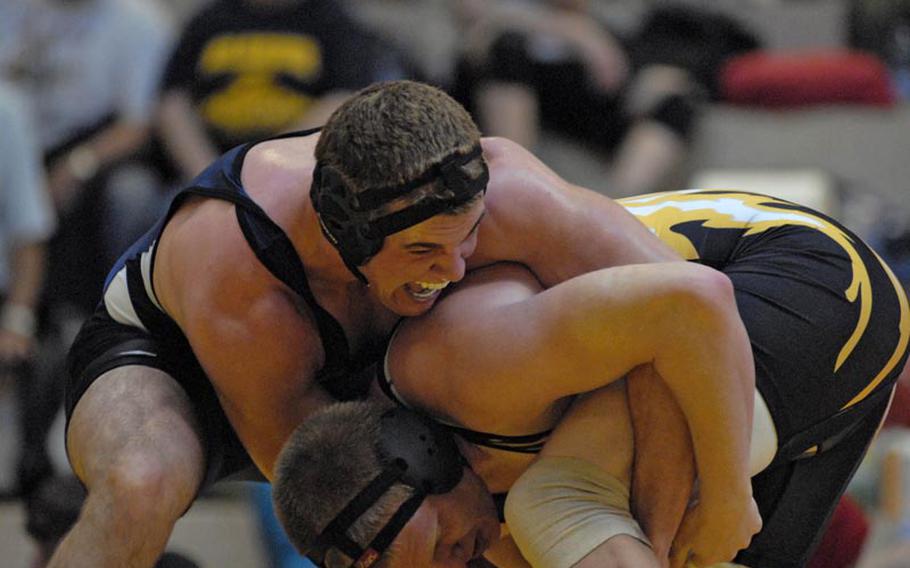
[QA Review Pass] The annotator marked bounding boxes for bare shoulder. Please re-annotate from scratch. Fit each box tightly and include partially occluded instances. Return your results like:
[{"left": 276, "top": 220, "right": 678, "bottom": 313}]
[
  {"left": 472, "top": 137, "right": 577, "bottom": 271},
  {"left": 241, "top": 133, "right": 320, "bottom": 222},
  {"left": 155, "top": 198, "right": 323, "bottom": 391},
  {"left": 480, "top": 137, "right": 570, "bottom": 203}
]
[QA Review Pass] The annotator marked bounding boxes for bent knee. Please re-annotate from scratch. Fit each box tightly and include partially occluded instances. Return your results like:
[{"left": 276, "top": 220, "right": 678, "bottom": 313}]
[
  {"left": 98, "top": 449, "right": 203, "bottom": 522},
  {"left": 66, "top": 368, "right": 204, "bottom": 483}
]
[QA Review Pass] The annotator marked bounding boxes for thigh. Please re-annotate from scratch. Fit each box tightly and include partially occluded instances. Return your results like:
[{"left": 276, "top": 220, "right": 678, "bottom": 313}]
[
  {"left": 66, "top": 365, "right": 205, "bottom": 492},
  {"left": 65, "top": 305, "right": 255, "bottom": 488}
]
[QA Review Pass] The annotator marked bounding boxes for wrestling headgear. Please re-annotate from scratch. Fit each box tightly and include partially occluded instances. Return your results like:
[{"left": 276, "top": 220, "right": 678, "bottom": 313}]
[
  {"left": 310, "top": 145, "right": 489, "bottom": 282},
  {"left": 307, "top": 407, "right": 466, "bottom": 568}
]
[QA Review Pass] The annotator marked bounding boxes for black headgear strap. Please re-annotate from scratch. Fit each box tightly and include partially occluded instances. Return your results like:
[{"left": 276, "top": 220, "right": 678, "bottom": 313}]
[
  {"left": 311, "top": 145, "right": 489, "bottom": 282},
  {"left": 308, "top": 408, "right": 466, "bottom": 568}
]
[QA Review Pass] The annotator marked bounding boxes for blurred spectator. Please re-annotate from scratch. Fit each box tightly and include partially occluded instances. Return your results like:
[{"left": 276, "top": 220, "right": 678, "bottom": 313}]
[
  {"left": 452, "top": 0, "right": 758, "bottom": 196},
  {"left": 0, "top": 0, "right": 173, "bottom": 506},
  {"left": 0, "top": 0, "right": 175, "bottom": 312},
  {"left": 25, "top": 474, "right": 201, "bottom": 568},
  {"left": 345, "top": 0, "right": 459, "bottom": 87},
  {"left": 850, "top": 0, "right": 910, "bottom": 99},
  {"left": 0, "top": 82, "right": 56, "bottom": 498},
  {"left": 157, "top": 0, "right": 407, "bottom": 183}
]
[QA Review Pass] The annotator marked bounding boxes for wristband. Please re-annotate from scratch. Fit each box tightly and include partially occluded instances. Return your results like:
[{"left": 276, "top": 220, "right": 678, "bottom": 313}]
[
  {"left": 67, "top": 146, "right": 100, "bottom": 182},
  {"left": 0, "top": 303, "right": 37, "bottom": 337}
]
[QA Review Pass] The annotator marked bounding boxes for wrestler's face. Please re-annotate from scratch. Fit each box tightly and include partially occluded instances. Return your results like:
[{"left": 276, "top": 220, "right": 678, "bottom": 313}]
[
  {"left": 384, "top": 469, "right": 501, "bottom": 567},
  {"left": 361, "top": 200, "right": 485, "bottom": 316}
]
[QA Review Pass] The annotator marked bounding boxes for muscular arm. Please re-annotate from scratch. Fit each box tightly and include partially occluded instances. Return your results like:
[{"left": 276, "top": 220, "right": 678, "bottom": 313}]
[
  {"left": 470, "top": 138, "right": 681, "bottom": 287},
  {"left": 627, "top": 365, "right": 695, "bottom": 564},
  {"left": 155, "top": 202, "right": 334, "bottom": 478},
  {"left": 393, "top": 261, "right": 757, "bottom": 562},
  {"left": 185, "top": 290, "right": 336, "bottom": 479}
]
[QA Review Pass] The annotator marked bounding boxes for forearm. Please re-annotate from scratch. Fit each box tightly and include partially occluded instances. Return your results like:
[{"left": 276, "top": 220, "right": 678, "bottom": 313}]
[
  {"left": 5, "top": 241, "right": 46, "bottom": 310},
  {"left": 652, "top": 277, "right": 754, "bottom": 503},
  {"left": 573, "top": 264, "right": 753, "bottom": 500},
  {"left": 157, "top": 90, "right": 220, "bottom": 180},
  {"left": 225, "top": 382, "right": 336, "bottom": 480},
  {"left": 627, "top": 364, "right": 694, "bottom": 560},
  {"left": 58, "top": 121, "right": 150, "bottom": 181}
]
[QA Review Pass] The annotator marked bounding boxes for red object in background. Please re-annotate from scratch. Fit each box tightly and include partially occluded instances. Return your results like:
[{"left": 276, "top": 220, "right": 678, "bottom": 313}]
[
  {"left": 884, "top": 381, "right": 910, "bottom": 428},
  {"left": 720, "top": 50, "right": 896, "bottom": 108},
  {"left": 807, "top": 494, "right": 870, "bottom": 568},
  {"left": 884, "top": 361, "right": 910, "bottom": 428}
]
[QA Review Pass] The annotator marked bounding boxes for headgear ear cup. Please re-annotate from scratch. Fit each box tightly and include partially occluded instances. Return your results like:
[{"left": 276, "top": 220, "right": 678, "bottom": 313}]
[
  {"left": 308, "top": 407, "right": 466, "bottom": 568},
  {"left": 311, "top": 164, "right": 385, "bottom": 277}
]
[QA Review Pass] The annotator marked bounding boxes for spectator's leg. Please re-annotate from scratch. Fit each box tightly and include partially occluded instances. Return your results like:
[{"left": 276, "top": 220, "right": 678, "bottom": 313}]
[
  {"left": 472, "top": 32, "right": 541, "bottom": 148},
  {"left": 15, "top": 354, "right": 58, "bottom": 497},
  {"left": 610, "top": 65, "right": 698, "bottom": 196}
]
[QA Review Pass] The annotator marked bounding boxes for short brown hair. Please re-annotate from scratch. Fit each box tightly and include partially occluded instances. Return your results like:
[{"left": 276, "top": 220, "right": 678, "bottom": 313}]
[
  {"left": 272, "top": 401, "right": 413, "bottom": 567},
  {"left": 315, "top": 80, "right": 482, "bottom": 195}
]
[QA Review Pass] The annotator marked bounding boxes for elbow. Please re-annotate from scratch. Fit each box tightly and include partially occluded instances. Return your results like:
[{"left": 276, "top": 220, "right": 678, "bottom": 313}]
[
  {"left": 642, "top": 263, "right": 744, "bottom": 353},
  {"left": 665, "top": 263, "right": 738, "bottom": 321}
]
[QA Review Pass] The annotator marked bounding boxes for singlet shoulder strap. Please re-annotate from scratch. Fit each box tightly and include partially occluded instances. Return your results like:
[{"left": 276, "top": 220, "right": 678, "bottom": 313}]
[{"left": 168, "top": 128, "right": 357, "bottom": 395}]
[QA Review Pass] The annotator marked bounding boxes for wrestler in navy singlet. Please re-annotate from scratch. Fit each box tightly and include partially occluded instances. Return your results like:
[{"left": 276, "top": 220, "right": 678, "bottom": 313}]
[{"left": 65, "top": 129, "right": 383, "bottom": 484}]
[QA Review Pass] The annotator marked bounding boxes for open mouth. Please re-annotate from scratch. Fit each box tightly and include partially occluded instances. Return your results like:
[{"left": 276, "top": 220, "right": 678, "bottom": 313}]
[{"left": 405, "top": 280, "right": 451, "bottom": 301}]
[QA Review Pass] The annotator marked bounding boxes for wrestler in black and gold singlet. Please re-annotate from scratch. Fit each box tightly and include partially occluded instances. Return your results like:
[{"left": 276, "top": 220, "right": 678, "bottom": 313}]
[
  {"left": 375, "top": 189, "right": 907, "bottom": 566},
  {"left": 621, "top": 189, "right": 909, "bottom": 567}
]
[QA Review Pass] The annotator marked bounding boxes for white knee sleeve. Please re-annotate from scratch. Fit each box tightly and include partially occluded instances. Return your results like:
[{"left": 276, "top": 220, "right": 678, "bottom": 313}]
[{"left": 504, "top": 456, "right": 650, "bottom": 568}]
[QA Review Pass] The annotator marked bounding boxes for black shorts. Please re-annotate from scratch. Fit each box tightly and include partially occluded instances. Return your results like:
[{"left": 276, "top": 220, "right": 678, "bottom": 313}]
[
  {"left": 721, "top": 223, "right": 908, "bottom": 566},
  {"left": 65, "top": 306, "right": 257, "bottom": 489}
]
